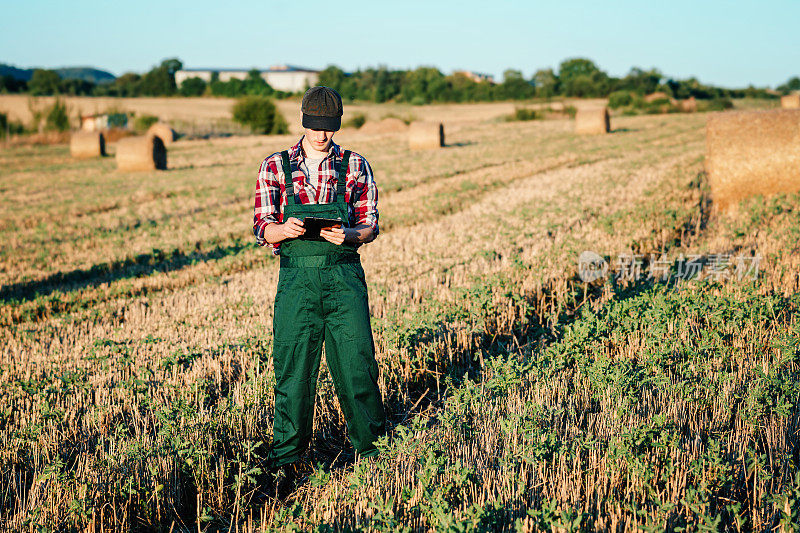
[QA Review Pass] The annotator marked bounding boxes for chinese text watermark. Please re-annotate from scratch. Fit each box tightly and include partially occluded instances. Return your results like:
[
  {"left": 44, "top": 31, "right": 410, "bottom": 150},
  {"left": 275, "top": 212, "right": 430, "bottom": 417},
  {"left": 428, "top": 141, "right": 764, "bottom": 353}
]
[{"left": 578, "top": 251, "right": 761, "bottom": 283}]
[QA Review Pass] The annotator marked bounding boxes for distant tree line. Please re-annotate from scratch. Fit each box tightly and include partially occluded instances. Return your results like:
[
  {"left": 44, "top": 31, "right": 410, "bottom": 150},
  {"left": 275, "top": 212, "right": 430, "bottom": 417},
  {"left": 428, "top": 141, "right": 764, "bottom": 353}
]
[
  {"left": 318, "top": 59, "right": 786, "bottom": 103},
  {"left": 2, "top": 57, "right": 795, "bottom": 103}
]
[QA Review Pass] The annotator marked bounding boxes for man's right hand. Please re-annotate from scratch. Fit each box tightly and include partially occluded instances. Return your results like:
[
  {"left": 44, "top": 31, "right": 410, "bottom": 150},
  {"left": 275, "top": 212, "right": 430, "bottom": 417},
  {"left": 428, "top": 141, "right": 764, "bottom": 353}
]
[{"left": 282, "top": 217, "right": 305, "bottom": 239}]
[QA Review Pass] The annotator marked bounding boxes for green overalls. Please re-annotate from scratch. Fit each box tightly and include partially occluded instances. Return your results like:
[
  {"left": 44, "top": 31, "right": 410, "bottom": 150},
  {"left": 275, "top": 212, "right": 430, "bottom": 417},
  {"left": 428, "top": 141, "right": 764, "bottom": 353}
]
[{"left": 270, "top": 149, "right": 386, "bottom": 468}]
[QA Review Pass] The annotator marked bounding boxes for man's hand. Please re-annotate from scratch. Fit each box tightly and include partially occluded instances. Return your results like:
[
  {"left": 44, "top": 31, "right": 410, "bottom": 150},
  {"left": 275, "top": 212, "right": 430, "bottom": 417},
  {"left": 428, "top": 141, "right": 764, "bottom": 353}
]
[
  {"left": 282, "top": 217, "right": 305, "bottom": 239},
  {"left": 320, "top": 225, "right": 346, "bottom": 245}
]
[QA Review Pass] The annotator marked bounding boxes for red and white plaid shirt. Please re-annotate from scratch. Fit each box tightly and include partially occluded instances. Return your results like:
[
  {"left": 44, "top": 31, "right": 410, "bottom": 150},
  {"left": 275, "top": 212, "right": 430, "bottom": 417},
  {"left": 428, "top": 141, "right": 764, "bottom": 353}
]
[{"left": 253, "top": 137, "right": 379, "bottom": 254}]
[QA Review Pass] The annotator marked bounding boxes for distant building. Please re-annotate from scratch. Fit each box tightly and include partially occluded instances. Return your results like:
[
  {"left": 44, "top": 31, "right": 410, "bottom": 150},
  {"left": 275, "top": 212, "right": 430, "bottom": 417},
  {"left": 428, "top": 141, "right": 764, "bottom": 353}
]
[
  {"left": 175, "top": 65, "right": 319, "bottom": 93},
  {"left": 453, "top": 70, "right": 495, "bottom": 84}
]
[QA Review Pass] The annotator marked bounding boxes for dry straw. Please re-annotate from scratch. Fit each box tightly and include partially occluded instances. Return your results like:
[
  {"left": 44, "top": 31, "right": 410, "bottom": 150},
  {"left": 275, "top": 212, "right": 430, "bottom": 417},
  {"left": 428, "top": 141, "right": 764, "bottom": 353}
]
[
  {"left": 116, "top": 136, "right": 167, "bottom": 172},
  {"left": 644, "top": 92, "right": 670, "bottom": 103},
  {"left": 359, "top": 117, "right": 409, "bottom": 135},
  {"left": 69, "top": 131, "right": 105, "bottom": 159},
  {"left": 408, "top": 122, "right": 444, "bottom": 149},
  {"left": 680, "top": 97, "right": 697, "bottom": 113},
  {"left": 147, "top": 122, "right": 176, "bottom": 146},
  {"left": 780, "top": 94, "right": 800, "bottom": 109},
  {"left": 706, "top": 109, "right": 800, "bottom": 210},
  {"left": 574, "top": 108, "right": 610, "bottom": 135}
]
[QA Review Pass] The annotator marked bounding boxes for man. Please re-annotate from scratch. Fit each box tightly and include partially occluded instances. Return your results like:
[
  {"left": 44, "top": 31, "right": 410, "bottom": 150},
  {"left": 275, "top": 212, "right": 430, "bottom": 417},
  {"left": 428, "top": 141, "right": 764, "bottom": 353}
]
[{"left": 253, "top": 86, "right": 386, "bottom": 493}]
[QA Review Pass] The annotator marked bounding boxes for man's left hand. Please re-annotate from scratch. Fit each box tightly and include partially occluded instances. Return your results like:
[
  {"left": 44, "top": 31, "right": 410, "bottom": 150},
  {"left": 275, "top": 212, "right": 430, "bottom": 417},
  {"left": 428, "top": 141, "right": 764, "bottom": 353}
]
[{"left": 320, "top": 226, "right": 346, "bottom": 245}]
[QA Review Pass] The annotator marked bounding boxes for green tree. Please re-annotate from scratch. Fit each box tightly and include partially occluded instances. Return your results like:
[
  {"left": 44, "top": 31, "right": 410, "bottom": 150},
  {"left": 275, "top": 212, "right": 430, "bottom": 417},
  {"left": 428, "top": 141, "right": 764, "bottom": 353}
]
[
  {"left": 400, "top": 67, "right": 446, "bottom": 103},
  {"left": 318, "top": 65, "right": 357, "bottom": 100},
  {"left": 139, "top": 66, "right": 174, "bottom": 96},
  {"left": 558, "top": 58, "right": 600, "bottom": 83},
  {"left": 161, "top": 58, "right": 183, "bottom": 75},
  {"left": 533, "top": 68, "right": 559, "bottom": 98},
  {"left": 777, "top": 76, "right": 800, "bottom": 94},
  {"left": 113, "top": 73, "right": 141, "bottom": 96},
  {"left": 179, "top": 77, "right": 206, "bottom": 97},
  {"left": 59, "top": 78, "right": 94, "bottom": 96},
  {"left": 138, "top": 58, "right": 182, "bottom": 96},
  {"left": 28, "top": 69, "right": 61, "bottom": 95},
  {"left": 446, "top": 72, "right": 478, "bottom": 102},
  {"left": 0, "top": 75, "right": 27, "bottom": 93},
  {"left": 496, "top": 69, "right": 535, "bottom": 100},
  {"left": 558, "top": 58, "right": 610, "bottom": 97},
  {"left": 243, "top": 69, "right": 273, "bottom": 96},
  {"left": 617, "top": 67, "right": 662, "bottom": 95}
]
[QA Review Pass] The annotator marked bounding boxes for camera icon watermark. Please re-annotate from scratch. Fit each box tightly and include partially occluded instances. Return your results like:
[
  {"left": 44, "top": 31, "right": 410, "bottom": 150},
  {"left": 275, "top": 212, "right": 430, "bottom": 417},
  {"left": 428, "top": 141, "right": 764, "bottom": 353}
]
[{"left": 577, "top": 250, "right": 608, "bottom": 282}]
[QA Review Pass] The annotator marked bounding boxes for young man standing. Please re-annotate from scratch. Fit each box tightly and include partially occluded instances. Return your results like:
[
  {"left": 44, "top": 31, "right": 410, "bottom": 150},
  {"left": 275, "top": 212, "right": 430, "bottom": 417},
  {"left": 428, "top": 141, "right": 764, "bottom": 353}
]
[{"left": 253, "top": 87, "right": 386, "bottom": 490}]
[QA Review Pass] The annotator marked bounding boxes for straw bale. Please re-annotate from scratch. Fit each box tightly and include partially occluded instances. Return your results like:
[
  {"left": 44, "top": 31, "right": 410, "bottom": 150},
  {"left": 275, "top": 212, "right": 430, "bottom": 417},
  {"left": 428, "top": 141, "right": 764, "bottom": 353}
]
[
  {"left": 574, "top": 108, "right": 610, "bottom": 135},
  {"left": 680, "top": 97, "right": 697, "bottom": 113},
  {"left": 147, "top": 122, "right": 176, "bottom": 146},
  {"left": 359, "top": 117, "right": 409, "bottom": 134},
  {"left": 408, "top": 122, "right": 444, "bottom": 150},
  {"left": 116, "top": 136, "right": 167, "bottom": 172},
  {"left": 69, "top": 131, "right": 105, "bottom": 158},
  {"left": 705, "top": 109, "right": 800, "bottom": 210},
  {"left": 644, "top": 92, "right": 670, "bottom": 103},
  {"left": 781, "top": 94, "right": 800, "bottom": 109}
]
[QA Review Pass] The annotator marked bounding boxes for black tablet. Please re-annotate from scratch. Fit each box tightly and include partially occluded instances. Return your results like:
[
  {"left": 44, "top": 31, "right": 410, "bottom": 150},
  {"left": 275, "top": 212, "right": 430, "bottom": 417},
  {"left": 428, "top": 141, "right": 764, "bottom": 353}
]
[{"left": 300, "top": 216, "right": 343, "bottom": 241}]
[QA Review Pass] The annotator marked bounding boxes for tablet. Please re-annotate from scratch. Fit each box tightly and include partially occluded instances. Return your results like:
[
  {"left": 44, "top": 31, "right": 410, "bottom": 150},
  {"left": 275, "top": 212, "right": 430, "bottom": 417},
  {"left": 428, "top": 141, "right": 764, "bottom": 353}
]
[{"left": 300, "top": 216, "right": 343, "bottom": 241}]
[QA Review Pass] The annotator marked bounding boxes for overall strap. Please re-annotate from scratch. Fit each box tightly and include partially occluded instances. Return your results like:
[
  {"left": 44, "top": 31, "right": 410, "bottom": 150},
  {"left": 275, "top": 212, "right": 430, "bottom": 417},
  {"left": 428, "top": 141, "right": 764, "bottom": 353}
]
[
  {"left": 280, "top": 151, "right": 295, "bottom": 206},
  {"left": 336, "top": 150, "right": 351, "bottom": 202}
]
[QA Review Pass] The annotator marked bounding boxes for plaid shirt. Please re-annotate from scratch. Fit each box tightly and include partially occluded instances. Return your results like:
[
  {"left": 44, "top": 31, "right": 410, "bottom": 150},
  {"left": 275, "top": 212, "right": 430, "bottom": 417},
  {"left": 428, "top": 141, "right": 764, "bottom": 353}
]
[{"left": 253, "top": 137, "right": 379, "bottom": 254}]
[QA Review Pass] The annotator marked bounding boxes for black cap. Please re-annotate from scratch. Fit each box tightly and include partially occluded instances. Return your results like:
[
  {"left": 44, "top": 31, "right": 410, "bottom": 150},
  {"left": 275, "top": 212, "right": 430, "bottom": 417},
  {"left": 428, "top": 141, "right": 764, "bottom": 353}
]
[{"left": 301, "top": 86, "right": 343, "bottom": 131}]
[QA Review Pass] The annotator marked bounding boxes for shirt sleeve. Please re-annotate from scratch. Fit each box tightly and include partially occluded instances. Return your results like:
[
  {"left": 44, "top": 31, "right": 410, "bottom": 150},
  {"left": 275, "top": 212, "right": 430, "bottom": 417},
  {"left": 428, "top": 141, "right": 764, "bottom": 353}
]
[
  {"left": 350, "top": 156, "right": 379, "bottom": 237},
  {"left": 253, "top": 156, "right": 281, "bottom": 251}
]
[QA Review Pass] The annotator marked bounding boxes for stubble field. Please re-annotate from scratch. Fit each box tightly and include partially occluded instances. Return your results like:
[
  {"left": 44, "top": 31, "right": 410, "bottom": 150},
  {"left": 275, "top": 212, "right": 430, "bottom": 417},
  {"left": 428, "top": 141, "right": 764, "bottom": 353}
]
[{"left": 0, "top": 99, "right": 798, "bottom": 531}]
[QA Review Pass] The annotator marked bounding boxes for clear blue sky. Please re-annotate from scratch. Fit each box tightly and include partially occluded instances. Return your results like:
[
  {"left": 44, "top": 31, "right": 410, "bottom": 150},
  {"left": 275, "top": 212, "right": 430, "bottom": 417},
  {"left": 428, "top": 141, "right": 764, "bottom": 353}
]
[{"left": 2, "top": 0, "right": 798, "bottom": 88}]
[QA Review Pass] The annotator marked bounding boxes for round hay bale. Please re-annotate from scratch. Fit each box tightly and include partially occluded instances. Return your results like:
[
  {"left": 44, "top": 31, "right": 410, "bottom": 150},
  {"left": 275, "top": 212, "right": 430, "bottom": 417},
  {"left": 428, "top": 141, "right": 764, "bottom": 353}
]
[
  {"left": 680, "top": 97, "right": 697, "bottom": 113},
  {"left": 574, "top": 108, "right": 610, "bottom": 135},
  {"left": 705, "top": 109, "right": 800, "bottom": 210},
  {"left": 147, "top": 122, "right": 176, "bottom": 146},
  {"left": 116, "top": 136, "right": 167, "bottom": 172},
  {"left": 408, "top": 122, "right": 444, "bottom": 150},
  {"left": 359, "top": 117, "right": 409, "bottom": 134},
  {"left": 70, "top": 131, "right": 106, "bottom": 159},
  {"left": 780, "top": 94, "right": 800, "bottom": 109}
]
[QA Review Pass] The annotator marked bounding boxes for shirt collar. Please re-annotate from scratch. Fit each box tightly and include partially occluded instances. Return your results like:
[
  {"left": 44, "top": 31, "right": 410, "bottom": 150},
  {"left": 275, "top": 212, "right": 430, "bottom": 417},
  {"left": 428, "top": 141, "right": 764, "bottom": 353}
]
[{"left": 289, "top": 136, "right": 342, "bottom": 162}]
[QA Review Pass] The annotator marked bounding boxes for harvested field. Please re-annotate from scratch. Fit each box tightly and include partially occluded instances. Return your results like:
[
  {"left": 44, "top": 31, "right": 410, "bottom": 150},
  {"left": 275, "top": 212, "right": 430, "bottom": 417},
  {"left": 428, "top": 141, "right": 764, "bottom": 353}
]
[{"left": 0, "top": 100, "right": 798, "bottom": 531}]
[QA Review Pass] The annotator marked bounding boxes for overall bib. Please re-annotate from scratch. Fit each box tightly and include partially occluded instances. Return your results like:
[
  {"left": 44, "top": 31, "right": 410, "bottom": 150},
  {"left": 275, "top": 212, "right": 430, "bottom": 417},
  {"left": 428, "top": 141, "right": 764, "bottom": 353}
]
[{"left": 270, "top": 150, "right": 386, "bottom": 468}]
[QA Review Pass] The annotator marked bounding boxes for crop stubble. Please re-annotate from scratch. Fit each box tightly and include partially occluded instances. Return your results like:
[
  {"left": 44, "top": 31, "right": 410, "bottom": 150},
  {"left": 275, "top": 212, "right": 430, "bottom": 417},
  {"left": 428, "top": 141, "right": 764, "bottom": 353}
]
[{"left": 0, "top": 107, "right": 797, "bottom": 530}]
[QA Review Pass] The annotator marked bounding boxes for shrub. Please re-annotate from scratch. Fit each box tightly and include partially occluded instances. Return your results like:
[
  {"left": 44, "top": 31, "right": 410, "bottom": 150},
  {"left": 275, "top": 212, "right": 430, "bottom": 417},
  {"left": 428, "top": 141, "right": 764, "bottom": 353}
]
[
  {"left": 381, "top": 113, "right": 415, "bottom": 125},
  {"left": 134, "top": 114, "right": 159, "bottom": 133},
  {"left": 701, "top": 98, "right": 734, "bottom": 112},
  {"left": 0, "top": 112, "right": 25, "bottom": 138},
  {"left": 343, "top": 113, "right": 366, "bottom": 129},
  {"left": 505, "top": 107, "right": 540, "bottom": 121},
  {"left": 608, "top": 90, "right": 633, "bottom": 109},
  {"left": 44, "top": 99, "right": 70, "bottom": 132},
  {"left": 562, "top": 105, "right": 577, "bottom": 118},
  {"left": 643, "top": 98, "right": 678, "bottom": 114},
  {"left": 231, "top": 96, "right": 288, "bottom": 134},
  {"left": 179, "top": 77, "right": 207, "bottom": 97}
]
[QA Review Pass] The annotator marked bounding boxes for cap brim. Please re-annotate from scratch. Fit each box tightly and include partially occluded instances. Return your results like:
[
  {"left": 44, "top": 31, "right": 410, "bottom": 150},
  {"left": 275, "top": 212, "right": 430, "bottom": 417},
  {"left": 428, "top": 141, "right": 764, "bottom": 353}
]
[{"left": 302, "top": 114, "right": 341, "bottom": 131}]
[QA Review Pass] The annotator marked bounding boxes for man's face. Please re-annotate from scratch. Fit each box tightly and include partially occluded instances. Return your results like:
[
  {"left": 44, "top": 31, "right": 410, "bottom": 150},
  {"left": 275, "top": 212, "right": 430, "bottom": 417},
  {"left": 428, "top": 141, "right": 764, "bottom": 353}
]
[{"left": 304, "top": 128, "right": 335, "bottom": 152}]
